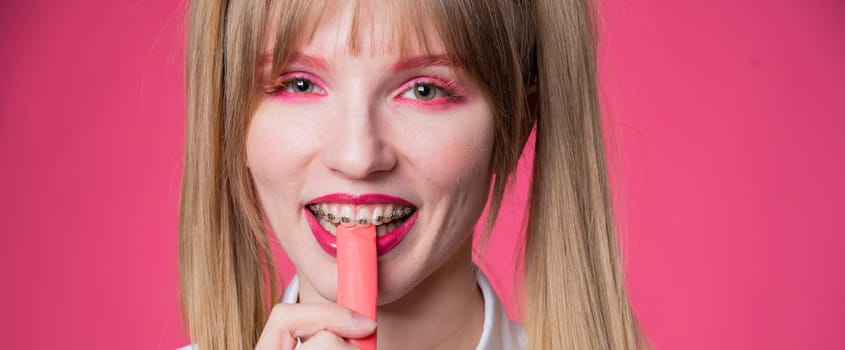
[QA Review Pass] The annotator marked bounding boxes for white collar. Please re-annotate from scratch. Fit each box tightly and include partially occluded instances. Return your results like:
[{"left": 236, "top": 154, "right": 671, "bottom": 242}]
[{"left": 282, "top": 268, "right": 525, "bottom": 350}]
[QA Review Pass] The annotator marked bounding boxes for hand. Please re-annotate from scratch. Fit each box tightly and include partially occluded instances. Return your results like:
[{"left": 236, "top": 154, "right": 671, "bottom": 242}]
[{"left": 254, "top": 302, "right": 377, "bottom": 350}]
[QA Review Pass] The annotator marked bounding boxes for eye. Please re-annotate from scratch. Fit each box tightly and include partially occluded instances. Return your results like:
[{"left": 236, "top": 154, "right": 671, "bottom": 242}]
[
  {"left": 264, "top": 74, "right": 327, "bottom": 96},
  {"left": 401, "top": 83, "right": 446, "bottom": 101},
  {"left": 286, "top": 78, "right": 324, "bottom": 94}
]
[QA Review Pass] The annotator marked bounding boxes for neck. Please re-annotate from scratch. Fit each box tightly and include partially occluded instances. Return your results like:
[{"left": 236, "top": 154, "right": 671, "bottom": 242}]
[{"left": 376, "top": 238, "right": 485, "bottom": 350}]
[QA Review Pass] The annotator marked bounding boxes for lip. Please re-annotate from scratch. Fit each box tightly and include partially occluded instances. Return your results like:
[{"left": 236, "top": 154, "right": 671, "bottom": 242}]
[
  {"left": 304, "top": 193, "right": 419, "bottom": 257},
  {"left": 306, "top": 193, "right": 417, "bottom": 207},
  {"left": 304, "top": 207, "right": 419, "bottom": 258}
]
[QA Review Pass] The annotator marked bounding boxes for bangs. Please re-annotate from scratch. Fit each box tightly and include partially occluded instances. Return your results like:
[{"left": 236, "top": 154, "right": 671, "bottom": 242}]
[
  {"left": 256, "top": 0, "right": 535, "bottom": 94},
  {"left": 265, "top": 1, "right": 439, "bottom": 63}
]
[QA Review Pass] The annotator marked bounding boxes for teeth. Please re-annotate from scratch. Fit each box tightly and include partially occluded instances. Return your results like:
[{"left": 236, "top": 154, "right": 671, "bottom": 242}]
[
  {"left": 340, "top": 205, "right": 354, "bottom": 226},
  {"left": 320, "top": 203, "right": 329, "bottom": 220},
  {"left": 309, "top": 202, "right": 415, "bottom": 230},
  {"left": 372, "top": 206, "right": 383, "bottom": 226},
  {"left": 328, "top": 204, "right": 340, "bottom": 224},
  {"left": 320, "top": 218, "right": 337, "bottom": 234},
  {"left": 384, "top": 204, "right": 395, "bottom": 223},
  {"left": 356, "top": 207, "right": 371, "bottom": 227},
  {"left": 308, "top": 203, "right": 414, "bottom": 236}
]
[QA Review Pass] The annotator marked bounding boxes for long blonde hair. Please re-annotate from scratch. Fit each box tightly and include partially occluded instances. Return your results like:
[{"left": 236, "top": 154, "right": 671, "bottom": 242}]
[{"left": 179, "top": 0, "right": 644, "bottom": 348}]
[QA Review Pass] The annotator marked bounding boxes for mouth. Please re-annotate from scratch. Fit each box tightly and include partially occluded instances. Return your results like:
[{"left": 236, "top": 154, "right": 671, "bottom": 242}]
[{"left": 304, "top": 193, "right": 419, "bottom": 257}]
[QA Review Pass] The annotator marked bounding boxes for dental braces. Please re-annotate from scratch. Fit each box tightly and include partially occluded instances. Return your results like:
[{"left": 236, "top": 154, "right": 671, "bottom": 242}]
[{"left": 308, "top": 204, "right": 414, "bottom": 225}]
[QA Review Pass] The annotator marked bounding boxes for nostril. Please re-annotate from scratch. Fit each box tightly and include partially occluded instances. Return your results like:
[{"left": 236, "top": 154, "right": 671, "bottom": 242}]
[{"left": 322, "top": 128, "right": 398, "bottom": 179}]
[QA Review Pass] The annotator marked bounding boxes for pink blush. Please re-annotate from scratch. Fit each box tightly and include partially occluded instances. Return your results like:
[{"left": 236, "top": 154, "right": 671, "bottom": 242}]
[
  {"left": 394, "top": 96, "right": 467, "bottom": 111},
  {"left": 270, "top": 93, "right": 326, "bottom": 102}
]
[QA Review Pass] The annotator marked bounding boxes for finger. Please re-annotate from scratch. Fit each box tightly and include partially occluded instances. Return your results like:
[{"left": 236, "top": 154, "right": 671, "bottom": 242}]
[
  {"left": 276, "top": 303, "right": 377, "bottom": 338},
  {"left": 254, "top": 303, "right": 376, "bottom": 350},
  {"left": 299, "top": 330, "right": 360, "bottom": 350}
]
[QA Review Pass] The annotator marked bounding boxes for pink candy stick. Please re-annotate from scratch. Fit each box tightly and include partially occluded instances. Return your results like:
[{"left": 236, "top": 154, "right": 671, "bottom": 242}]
[{"left": 336, "top": 225, "right": 377, "bottom": 350}]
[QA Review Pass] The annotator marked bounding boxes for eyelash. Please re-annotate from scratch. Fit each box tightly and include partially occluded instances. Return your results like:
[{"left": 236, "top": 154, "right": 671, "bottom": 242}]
[
  {"left": 262, "top": 73, "right": 464, "bottom": 104},
  {"left": 395, "top": 77, "right": 464, "bottom": 104},
  {"left": 263, "top": 73, "right": 327, "bottom": 97}
]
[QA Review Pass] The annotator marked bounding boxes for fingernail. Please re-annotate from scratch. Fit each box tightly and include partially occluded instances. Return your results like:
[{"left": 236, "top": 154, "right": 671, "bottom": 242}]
[{"left": 352, "top": 313, "right": 376, "bottom": 328}]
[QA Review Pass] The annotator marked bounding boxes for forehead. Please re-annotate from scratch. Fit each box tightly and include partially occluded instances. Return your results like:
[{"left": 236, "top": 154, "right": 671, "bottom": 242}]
[{"left": 263, "top": 0, "right": 447, "bottom": 65}]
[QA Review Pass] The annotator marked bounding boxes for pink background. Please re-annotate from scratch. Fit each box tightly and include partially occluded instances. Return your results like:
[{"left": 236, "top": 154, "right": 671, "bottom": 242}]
[{"left": 1, "top": 0, "right": 843, "bottom": 349}]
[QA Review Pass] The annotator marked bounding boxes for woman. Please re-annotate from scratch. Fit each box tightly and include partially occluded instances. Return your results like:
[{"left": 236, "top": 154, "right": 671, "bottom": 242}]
[{"left": 179, "top": 0, "right": 644, "bottom": 349}]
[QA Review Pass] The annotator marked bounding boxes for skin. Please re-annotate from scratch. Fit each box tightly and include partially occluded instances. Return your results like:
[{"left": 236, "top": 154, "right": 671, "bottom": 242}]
[{"left": 248, "top": 3, "right": 493, "bottom": 349}]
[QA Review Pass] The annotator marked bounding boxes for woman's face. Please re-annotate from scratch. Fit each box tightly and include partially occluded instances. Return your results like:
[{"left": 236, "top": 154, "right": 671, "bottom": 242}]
[{"left": 247, "top": 4, "right": 494, "bottom": 304}]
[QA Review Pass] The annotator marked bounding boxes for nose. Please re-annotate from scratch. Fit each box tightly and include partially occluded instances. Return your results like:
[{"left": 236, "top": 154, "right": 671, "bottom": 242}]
[{"left": 322, "top": 99, "right": 397, "bottom": 180}]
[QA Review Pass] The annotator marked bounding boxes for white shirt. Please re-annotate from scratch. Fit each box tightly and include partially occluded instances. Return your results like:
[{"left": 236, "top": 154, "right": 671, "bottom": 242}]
[{"left": 178, "top": 268, "right": 524, "bottom": 350}]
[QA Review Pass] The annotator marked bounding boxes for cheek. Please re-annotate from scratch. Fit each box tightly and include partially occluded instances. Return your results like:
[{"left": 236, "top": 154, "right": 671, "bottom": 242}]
[
  {"left": 406, "top": 107, "right": 496, "bottom": 198},
  {"left": 431, "top": 137, "right": 492, "bottom": 187},
  {"left": 246, "top": 104, "right": 317, "bottom": 202}
]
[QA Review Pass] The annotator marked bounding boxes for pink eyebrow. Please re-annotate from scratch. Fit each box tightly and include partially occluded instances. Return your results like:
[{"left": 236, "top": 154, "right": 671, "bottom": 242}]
[
  {"left": 392, "top": 54, "right": 460, "bottom": 72},
  {"left": 258, "top": 51, "right": 330, "bottom": 71}
]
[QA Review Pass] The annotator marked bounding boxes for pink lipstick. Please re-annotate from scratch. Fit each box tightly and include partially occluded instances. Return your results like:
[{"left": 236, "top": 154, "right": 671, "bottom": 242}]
[{"left": 304, "top": 193, "right": 418, "bottom": 257}]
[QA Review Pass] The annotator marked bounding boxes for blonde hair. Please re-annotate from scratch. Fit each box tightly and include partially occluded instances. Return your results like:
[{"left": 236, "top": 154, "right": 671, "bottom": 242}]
[{"left": 179, "top": 0, "right": 644, "bottom": 349}]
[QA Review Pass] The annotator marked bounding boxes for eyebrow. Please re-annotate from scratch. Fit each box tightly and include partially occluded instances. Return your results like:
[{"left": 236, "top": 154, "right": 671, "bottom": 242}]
[
  {"left": 257, "top": 51, "right": 329, "bottom": 71},
  {"left": 391, "top": 54, "right": 460, "bottom": 72},
  {"left": 258, "top": 51, "right": 459, "bottom": 72}
]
